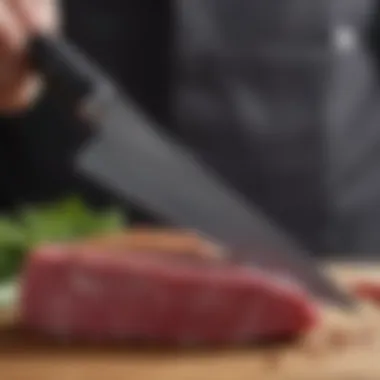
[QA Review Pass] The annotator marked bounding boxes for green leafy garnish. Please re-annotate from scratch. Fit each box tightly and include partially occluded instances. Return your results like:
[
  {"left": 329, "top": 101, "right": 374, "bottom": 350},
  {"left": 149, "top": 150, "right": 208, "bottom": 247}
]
[
  {"left": 0, "top": 196, "right": 126, "bottom": 283},
  {"left": 0, "top": 218, "right": 27, "bottom": 281}
]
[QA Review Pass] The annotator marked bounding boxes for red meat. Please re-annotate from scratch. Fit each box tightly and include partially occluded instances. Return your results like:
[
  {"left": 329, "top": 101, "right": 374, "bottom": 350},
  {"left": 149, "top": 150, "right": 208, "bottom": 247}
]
[
  {"left": 353, "top": 281, "right": 380, "bottom": 303},
  {"left": 19, "top": 244, "right": 318, "bottom": 345}
]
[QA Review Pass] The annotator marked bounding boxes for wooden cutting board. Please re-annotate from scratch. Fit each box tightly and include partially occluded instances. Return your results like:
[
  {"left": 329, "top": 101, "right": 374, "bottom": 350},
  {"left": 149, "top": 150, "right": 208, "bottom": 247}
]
[
  {"left": 0, "top": 230, "right": 379, "bottom": 380},
  {"left": 1, "top": 317, "right": 379, "bottom": 380},
  {"left": 0, "top": 336, "right": 378, "bottom": 380}
]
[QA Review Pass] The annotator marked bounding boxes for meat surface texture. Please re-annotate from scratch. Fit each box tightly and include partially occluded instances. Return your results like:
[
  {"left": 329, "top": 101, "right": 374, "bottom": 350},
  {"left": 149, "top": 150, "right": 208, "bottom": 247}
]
[{"left": 19, "top": 240, "right": 318, "bottom": 345}]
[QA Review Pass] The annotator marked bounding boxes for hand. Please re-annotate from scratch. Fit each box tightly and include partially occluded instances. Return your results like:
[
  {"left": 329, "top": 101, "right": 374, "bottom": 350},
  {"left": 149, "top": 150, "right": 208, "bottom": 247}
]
[{"left": 0, "top": 0, "right": 60, "bottom": 112}]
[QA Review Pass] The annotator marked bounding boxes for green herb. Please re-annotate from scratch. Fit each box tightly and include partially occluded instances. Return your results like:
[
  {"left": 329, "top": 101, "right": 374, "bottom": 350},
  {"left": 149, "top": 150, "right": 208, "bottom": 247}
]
[
  {"left": 0, "top": 217, "right": 27, "bottom": 281},
  {"left": 0, "top": 196, "right": 126, "bottom": 282}
]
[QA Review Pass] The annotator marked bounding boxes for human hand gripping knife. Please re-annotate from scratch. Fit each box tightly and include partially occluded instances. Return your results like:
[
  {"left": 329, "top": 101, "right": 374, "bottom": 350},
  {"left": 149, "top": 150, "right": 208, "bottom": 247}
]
[{"left": 29, "top": 36, "right": 354, "bottom": 309}]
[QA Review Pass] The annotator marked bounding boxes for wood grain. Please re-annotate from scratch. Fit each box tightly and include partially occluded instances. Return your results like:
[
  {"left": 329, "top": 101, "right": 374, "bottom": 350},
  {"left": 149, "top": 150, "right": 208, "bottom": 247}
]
[{"left": 1, "top": 329, "right": 379, "bottom": 380}]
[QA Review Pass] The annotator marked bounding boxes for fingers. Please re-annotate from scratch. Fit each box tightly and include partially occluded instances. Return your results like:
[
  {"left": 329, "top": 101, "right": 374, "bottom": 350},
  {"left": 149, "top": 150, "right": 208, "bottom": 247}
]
[
  {"left": 0, "top": 0, "right": 25, "bottom": 52},
  {"left": 0, "top": 0, "right": 26, "bottom": 87},
  {"left": 12, "top": 0, "right": 60, "bottom": 35},
  {"left": 0, "top": 0, "right": 60, "bottom": 52},
  {"left": 0, "top": 0, "right": 60, "bottom": 77},
  {"left": 0, "top": 0, "right": 54, "bottom": 111}
]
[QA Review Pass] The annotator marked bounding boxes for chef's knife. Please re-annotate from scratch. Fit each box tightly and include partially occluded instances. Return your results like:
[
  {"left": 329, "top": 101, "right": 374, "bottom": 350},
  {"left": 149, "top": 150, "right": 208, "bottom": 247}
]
[{"left": 30, "top": 36, "right": 355, "bottom": 308}]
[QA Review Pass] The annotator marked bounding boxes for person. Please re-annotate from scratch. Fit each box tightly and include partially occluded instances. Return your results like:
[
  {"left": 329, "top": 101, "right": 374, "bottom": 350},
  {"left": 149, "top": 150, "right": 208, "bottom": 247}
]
[
  {"left": 0, "top": 0, "right": 379, "bottom": 254},
  {"left": 0, "top": 0, "right": 129, "bottom": 215}
]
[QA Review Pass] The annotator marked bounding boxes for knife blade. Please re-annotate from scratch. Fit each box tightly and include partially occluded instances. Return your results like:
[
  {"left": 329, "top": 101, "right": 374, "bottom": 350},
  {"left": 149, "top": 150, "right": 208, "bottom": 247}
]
[{"left": 31, "top": 36, "right": 355, "bottom": 308}]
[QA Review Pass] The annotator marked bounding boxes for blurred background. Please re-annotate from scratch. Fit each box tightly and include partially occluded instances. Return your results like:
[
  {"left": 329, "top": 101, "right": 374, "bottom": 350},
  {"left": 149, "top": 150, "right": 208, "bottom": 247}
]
[{"left": 59, "top": 0, "right": 380, "bottom": 254}]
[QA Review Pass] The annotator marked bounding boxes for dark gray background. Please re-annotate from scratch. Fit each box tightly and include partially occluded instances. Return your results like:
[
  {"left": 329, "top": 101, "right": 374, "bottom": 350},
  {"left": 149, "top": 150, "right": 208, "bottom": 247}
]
[{"left": 61, "top": 0, "right": 380, "bottom": 255}]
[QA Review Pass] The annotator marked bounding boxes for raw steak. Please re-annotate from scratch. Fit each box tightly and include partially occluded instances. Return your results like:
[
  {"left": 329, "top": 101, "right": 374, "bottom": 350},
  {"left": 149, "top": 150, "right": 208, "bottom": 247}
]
[{"left": 19, "top": 242, "right": 318, "bottom": 345}]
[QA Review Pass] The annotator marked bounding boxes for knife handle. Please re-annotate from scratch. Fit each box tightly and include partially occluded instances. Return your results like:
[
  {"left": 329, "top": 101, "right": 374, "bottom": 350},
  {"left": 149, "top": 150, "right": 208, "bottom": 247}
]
[{"left": 29, "top": 36, "right": 98, "bottom": 103}]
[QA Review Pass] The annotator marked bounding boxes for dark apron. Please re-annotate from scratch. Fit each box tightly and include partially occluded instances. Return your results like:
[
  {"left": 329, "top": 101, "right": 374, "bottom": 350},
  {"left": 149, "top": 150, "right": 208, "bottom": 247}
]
[
  {"left": 328, "top": 0, "right": 380, "bottom": 254},
  {"left": 64, "top": 0, "right": 380, "bottom": 254},
  {"left": 173, "top": 0, "right": 330, "bottom": 252}
]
